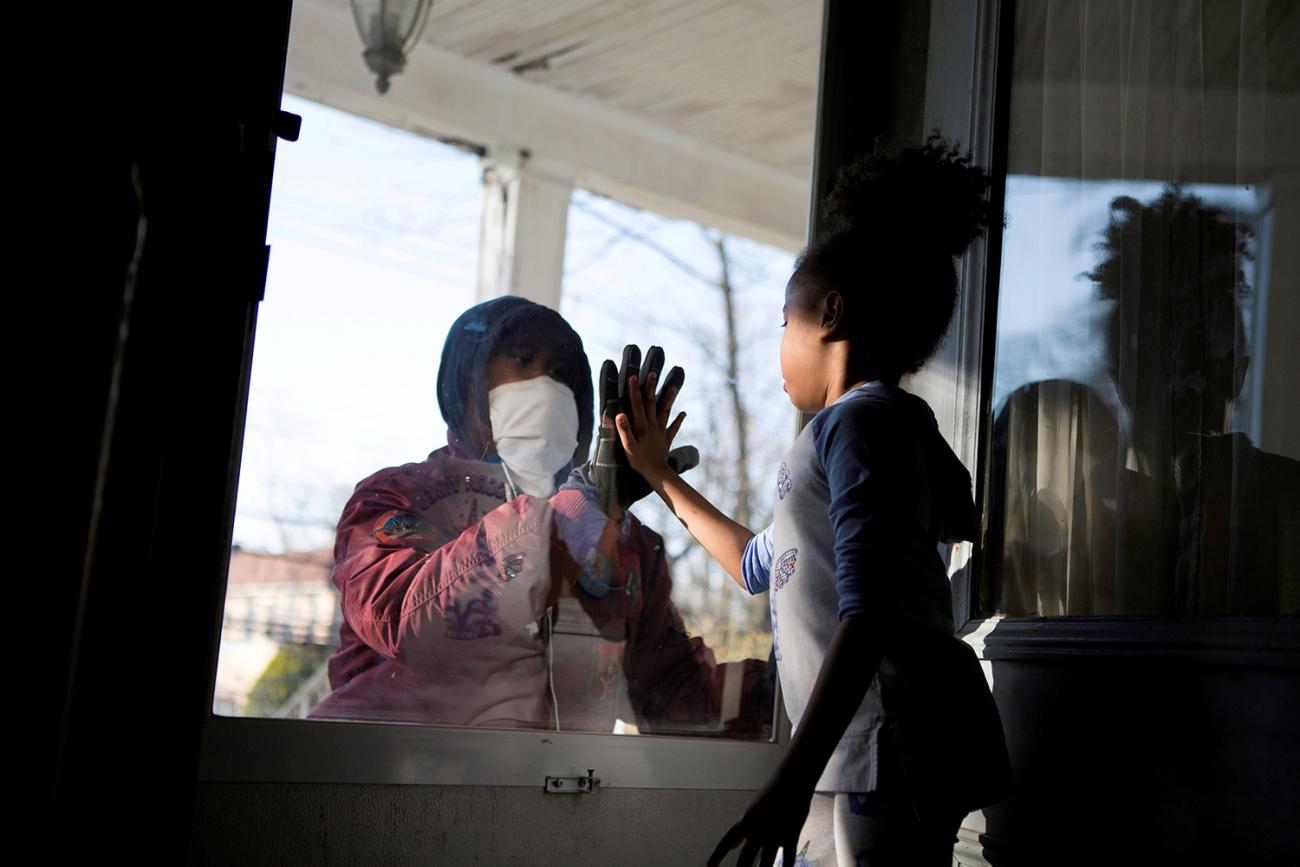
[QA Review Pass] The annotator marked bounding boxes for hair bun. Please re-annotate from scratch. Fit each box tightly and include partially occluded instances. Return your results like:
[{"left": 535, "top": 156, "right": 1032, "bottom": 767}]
[{"left": 823, "top": 133, "right": 994, "bottom": 258}]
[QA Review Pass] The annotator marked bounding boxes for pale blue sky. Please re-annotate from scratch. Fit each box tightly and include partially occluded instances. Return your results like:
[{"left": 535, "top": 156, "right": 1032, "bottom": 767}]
[{"left": 994, "top": 176, "right": 1256, "bottom": 412}]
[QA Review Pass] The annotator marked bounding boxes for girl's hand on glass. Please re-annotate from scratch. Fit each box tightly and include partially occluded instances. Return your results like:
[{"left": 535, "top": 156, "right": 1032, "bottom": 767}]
[{"left": 614, "top": 370, "right": 685, "bottom": 488}]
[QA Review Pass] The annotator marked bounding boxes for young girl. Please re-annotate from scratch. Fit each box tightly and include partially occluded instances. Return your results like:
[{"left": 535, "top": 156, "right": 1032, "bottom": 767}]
[{"left": 615, "top": 137, "right": 1012, "bottom": 866}]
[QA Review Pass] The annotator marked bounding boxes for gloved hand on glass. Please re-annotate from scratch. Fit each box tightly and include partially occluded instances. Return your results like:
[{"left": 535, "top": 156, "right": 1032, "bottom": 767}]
[
  {"left": 551, "top": 345, "right": 696, "bottom": 598},
  {"left": 591, "top": 344, "right": 698, "bottom": 515}
]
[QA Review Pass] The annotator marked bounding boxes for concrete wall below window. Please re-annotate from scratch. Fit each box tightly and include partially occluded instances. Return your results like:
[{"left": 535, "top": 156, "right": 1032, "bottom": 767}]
[{"left": 192, "top": 783, "right": 754, "bottom": 865}]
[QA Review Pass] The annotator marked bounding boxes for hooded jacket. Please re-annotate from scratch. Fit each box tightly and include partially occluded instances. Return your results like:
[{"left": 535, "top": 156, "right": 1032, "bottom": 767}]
[
  {"left": 310, "top": 297, "right": 767, "bottom": 734},
  {"left": 436, "top": 296, "right": 594, "bottom": 476}
]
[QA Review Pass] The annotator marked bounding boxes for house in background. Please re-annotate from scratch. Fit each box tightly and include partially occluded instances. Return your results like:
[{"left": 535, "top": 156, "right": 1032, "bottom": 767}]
[{"left": 214, "top": 548, "right": 337, "bottom": 717}]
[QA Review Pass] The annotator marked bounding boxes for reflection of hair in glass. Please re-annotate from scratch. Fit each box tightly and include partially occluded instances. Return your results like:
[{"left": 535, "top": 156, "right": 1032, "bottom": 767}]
[
  {"left": 790, "top": 134, "right": 994, "bottom": 380},
  {"left": 1085, "top": 185, "right": 1252, "bottom": 426}
]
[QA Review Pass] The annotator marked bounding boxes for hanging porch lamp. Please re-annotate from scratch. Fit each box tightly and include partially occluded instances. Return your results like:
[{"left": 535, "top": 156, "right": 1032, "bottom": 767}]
[{"left": 350, "top": 0, "right": 433, "bottom": 94}]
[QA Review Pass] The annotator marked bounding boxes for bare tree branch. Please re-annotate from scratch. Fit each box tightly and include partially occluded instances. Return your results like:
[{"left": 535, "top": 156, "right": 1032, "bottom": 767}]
[{"left": 570, "top": 197, "right": 719, "bottom": 287}]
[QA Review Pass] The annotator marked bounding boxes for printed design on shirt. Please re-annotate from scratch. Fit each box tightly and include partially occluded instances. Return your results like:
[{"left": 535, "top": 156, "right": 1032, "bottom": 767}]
[
  {"left": 774, "top": 840, "right": 815, "bottom": 867},
  {"left": 587, "top": 642, "right": 623, "bottom": 700},
  {"left": 372, "top": 510, "right": 430, "bottom": 545},
  {"left": 462, "top": 472, "right": 507, "bottom": 500},
  {"left": 443, "top": 586, "right": 505, "bottom": 640},
  {"left": 772, "top": 547, "right": 798, "bottom": 592},
  {"left": 776, "top": 461, "right": 793, "bottom": 501},
  {"left": 577, "top": 547, "right": 614, "bottom": 598},
  {"left": 500, "top": 552, "right": 525, "bottom": 581},
  {"left": 413, "top": 473, "right": 506, "bottom": 510},
  {"left": 621, "top": 551, "right": 644, "bottom": 619}
]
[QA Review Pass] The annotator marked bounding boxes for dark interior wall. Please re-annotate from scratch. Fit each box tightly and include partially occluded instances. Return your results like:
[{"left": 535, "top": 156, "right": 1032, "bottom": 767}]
[
  {"left": 49, "top": 2, "right": 294, "bottom": 859},
  {"left": 981, "top": 639, "right": 1300, "bottom": 865},
  {"left": 193, "top": 784, "right": 753, "bottom": 866},
  {"left": 809, "top": 0, "right": 933, "bottom": 237}
]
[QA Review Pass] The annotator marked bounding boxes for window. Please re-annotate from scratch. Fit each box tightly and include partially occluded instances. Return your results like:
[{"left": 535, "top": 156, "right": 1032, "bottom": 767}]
[
  {"left": 204, "top": 0, "right": 821, "bottom": 788},
  {"left": 983, "top": 0, "right": 1300, "bottom": 617},
  {"left": 214, "top": 98, "right": 790, "bottom": 740}
]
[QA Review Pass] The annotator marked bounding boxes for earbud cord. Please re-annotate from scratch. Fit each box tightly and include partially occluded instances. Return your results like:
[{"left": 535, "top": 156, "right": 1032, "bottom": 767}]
[
  {"left": 496, "top": 450, "right": 559, "bottom": 730},
  {"left": 542, "top": 606, "right": 560, "bottom": 731},
  {"left": 499, "top": 461, "right": 522, "bottom": 501}
]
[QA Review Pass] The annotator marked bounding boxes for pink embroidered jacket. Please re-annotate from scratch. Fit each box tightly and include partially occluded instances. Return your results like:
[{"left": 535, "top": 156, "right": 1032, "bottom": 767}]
[{"left": 309, "top": 446, "right": 768, "bottom": 735}]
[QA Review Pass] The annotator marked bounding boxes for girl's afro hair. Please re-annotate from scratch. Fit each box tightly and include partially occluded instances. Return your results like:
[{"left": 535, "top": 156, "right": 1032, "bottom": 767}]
[
  {"left": 819, "top": 133, "right": 995, "bottom": 258},
  {"left": 792, "top": 133, "right": 995, "bottom": 379}
]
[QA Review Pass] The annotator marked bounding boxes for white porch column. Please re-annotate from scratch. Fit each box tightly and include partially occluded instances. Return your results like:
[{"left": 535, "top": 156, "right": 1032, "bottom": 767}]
[{"left": 476, "top": 148, "right": 574, "bottom": 309}]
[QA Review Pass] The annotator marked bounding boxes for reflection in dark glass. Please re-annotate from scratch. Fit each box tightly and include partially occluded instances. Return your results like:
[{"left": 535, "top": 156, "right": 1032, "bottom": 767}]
[
  {"left": 990, "top": 184, "right": 1300, "bottom": 616},
  {"left": 986, "top": 0, "right": 1300, "bottom": 617}
]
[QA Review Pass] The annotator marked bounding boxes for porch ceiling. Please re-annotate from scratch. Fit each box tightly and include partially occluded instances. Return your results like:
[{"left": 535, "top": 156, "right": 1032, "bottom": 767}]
[
  {"left": 420, "top": 0, "right": 823, "bottom": 178},
  {"left": 283, "top": 0, "right": 824, "bottom": 250}
]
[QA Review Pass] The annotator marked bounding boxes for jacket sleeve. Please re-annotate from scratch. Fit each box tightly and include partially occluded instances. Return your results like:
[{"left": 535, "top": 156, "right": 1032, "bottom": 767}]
[
  {"left": 331, "top": 470, "right": 556, "bottom": 672},
  {"left": 616, "top": 523, "right": 771, "bottom": 736}
]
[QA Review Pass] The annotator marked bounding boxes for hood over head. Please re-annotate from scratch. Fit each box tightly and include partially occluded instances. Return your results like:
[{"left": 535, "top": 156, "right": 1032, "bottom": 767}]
[{"left": 437, "top": 296, "right": 594, "bottom": 471}]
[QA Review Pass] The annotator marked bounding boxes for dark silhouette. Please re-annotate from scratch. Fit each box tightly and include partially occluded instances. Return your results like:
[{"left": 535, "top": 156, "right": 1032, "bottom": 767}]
[{"left": 988, "top": 186, "right": 1299, "bottom": 617}]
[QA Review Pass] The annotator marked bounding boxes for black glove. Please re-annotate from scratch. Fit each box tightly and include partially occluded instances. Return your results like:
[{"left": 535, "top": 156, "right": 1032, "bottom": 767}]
[{"left": 590, "top": 344, "right": 698, "bottom": 513}]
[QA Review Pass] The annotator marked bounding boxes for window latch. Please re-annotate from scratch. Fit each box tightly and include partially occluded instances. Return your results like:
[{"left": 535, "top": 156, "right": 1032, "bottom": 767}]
[
  {"left": 273, "top": 110, "right": 302, "bottom": 143},
  {"left": 544, "top": 769, "right": 599, "bottom": 794}
]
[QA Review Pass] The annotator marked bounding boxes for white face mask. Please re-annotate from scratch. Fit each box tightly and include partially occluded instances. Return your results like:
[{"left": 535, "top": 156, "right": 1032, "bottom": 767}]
[{"left": 487, "top": 376, "right": 580, "bottom": 498}]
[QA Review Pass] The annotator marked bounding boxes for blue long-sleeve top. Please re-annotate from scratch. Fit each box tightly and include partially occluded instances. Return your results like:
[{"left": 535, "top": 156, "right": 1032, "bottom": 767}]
[
  {"left": 741, "top": 381, "right": 977, "bottom": 621},
  {"left": 743, "top": 382, "right": 1007, "bottom": 800}
]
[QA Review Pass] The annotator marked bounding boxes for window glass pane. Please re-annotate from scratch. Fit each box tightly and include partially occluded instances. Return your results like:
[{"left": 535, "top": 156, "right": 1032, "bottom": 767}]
[
  {"left": 985, "top": 0, "right": 1300, "bottom": 616},
  {"left": 561, "top": 190, "right": 794, "bottom": 736},
  {"left": 215, "top": 0, "right": 817, "bottom": 736}
]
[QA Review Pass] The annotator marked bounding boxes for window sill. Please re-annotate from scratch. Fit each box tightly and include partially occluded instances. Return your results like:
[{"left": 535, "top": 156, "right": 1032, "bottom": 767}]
[{"left": 198, "top": 715, "right": 783, "bottom": 789}]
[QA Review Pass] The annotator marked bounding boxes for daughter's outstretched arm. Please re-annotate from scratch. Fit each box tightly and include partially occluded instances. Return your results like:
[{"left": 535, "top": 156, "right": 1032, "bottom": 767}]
[{"left": 615, "top": 371, "right": 754, "bottom": 587}]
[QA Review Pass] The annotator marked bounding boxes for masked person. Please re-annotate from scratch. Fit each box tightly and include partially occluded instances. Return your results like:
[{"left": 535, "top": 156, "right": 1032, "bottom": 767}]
[{"left": 310, "top": 296, "right": 769, "bottom": 735}]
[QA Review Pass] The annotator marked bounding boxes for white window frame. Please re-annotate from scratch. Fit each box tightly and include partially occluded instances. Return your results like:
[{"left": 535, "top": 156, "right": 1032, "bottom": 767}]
[
  {"left": 200, "top": 715, "right": 785, "bottom": 789},
  {"left": 199, "top": 116, "right": 798, "bottom": 795}
]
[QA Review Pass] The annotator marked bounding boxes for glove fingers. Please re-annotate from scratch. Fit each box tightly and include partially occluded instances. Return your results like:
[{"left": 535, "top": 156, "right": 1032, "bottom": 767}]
[
  {"left": 599, "top": 359, "right": 619, "bottom": 418},
  {"left": 667, "top": 445, "right": 699, "bottom": 474},
  {"left": 618, "top": 345, "right": 641, "bottom": 408},
  {"left": 656, "top": 365, "right": 684, "bottom": 415},
  {"left": 638, "top": 345, "right": 665, "bottom": 390}
]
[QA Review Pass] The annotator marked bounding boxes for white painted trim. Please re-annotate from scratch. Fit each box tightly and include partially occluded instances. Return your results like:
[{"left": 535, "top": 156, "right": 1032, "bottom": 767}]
[
  {"left": 954, "top": 824, "right": 993, "bottom": 867},
  {"left": 476, "top": 148, "right": 573, "bottom": 307},
  {"left": 284, "top": 0, "right": 809, "bottom": 251}
]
